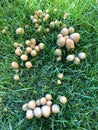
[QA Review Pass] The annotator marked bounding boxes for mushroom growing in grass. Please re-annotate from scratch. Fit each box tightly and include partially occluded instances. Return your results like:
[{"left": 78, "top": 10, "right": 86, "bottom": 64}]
[
  {"left": 34, "top": 107, "right": 42, "bottom": 118},
  {"left": 74, "top": 57, "right": 80, "bottom": 64},
  {"left": 50, "top": 22, "right": 55, "bottom": 28},
  {"left": 69, "top": 27, "right": 75, "bottom": 34},
  {"left": 78, "top": 52, "right": 86, "bottom": 59},
  {"left": 2, "top": 29, "right": 7, "bottom": 34},
  {"left": 70, "top": 33, "right": 80, "bottom": 43},
  {"left": 45, "top": 94, "right": 52, "bottom": 101},
  {"left": 16, "top": 27, "right": 24, "bottom": 35},
  {"left": 57, "top": 79, "right": 62, "bottom": 85},
  {"left": 31, "top": 39, "right": 36, "bottom": 45},
  {"left": 66, "top": 54, "right": 75, "bottom": 61},
  {"left": 22, "top": 103, "right": 28, "bottom": 111},
  {"left": 36, "top": 99, "right": 41, "bottom": 106},
  {"left": 41, "top": 105, "right": 51, "bottom": 118},
  {"left": 15, "top": 48, "right": 22, "bottom": 56},
  {"left": 11, "top": 62, "right": 19, "bottom": 69},
  {"left": 35, "top": 46, "right": 40, "bottom": 52},
  {"left": 57, "top": 37, "right": 65, "bottom": 47},
  {"left": 31, "top": 50, "right": 37, "bottom": 57},
  {"left": 46, "top": 101, "right": 52, "bottom": 106},
  {"left": 20, "top": 54, "right": 28, "bottom": 61},
  {"left": 66, "top": 39, "right": 75, "bottom": 49},
  {"left": 57, "top": 73, "right": 64, "bottom": 79},
  {"left": 28, "top": 100, "right": 36, "bottom": 110},
  {"left": 57, "top": 34, "right": 63, "bottom": 39},
  {"left": 26, "top": 47, "right": 32, "bottom": 53},
  {"left": 54, "top": 49, "right": 62, "bottom": 56},
  {"left": 40, "top": 97, "right": 47, "bottom": 105},
  {"left": 52, "top": 104, "right": 60, "bottom": 114},
  {"left": 56, "top": 56, "right": 62, "bottom": 62},
  {"left": 25, "top": 40, "right": 31, "bottom": 46},
  {"left": 14, "top": 75, "right": 20, "bottom": 81},
  {"left": 33, "top": 19, "right": 38, "bottom": 24},
  {"left": 60, "top": 28, "right": 69, "bottom": 36},
  {"left": 59, "top": 96, "right": 67, "bottom": 104},
  {"left": 25, "top": 61, "right": 32, "bottom": 68},
  {"left": 39, "top": 43, "right": 45, "bottom": 50},
  {"left": 26, "top": 109, "right": 34, "bottom": 119},
  {"left": 14, "top": 42, "right": 19, "bottom": 48}
]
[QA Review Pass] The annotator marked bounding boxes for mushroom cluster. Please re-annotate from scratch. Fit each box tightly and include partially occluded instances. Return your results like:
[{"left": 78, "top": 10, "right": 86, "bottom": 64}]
[
  {"left": 55, "top": 27, "right": 86, "bottom": 63},
  {"left": 57, "top": 73, "right": 64, "bottom": 85},
  {"left": 11, "top": 39, "right": 45, "bottom": 80},
  {"left": 22, "top": 94, "right": 67, "bottom": 119}
]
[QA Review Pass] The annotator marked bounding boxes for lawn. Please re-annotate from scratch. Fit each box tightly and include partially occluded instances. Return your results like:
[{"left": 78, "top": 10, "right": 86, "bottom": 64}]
[{"left": 0, "top": 0, "right": 98, "bottom": 130}]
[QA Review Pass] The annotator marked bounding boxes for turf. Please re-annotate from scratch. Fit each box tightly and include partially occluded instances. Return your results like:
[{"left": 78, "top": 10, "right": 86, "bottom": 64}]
[{"left": 0, "top": 0, "right": 98, "bottom": 130}]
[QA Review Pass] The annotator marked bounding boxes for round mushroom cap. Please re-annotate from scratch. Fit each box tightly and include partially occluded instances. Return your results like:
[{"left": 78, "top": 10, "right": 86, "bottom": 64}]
[
  {"left": 11, "top": 62, "right": 19, "bottom": 69},
  {"left": 66, "top": 54, "right": 75, "bottom": 61},
  {"left": 34, "top": 107, "right": 42, "bottom": 118},
  {"left": 20, "top": 54, "right": 28, "bottom": 61},
  {"left": 26, "top": 109, "right": 34, "bottom": 119},
  {"left": 40, "top": 97, "right": 47, "bottom": 105},
  {"left": 22, "top": 103, "right": 28, "bottom": 111},
  {"left": 52, "top": 104, "right": 60, "bottom": 114},
  {"left": 41, "top": 105, "right": 51, "bottom": 117},
  {"left": 69, "top": 33, "right": 80, "bottom": 43},
  {"left": 25, "top": 61, "right": 32, "bottom": 68},
  {"left": 59, "top": 96, "right": 67, "bottom": 104},
  {"left": 45, "top": 94, "right": 52, "bottom": 101},
  {"left": 78, "top": 52, "right": 86, "bottom": 59},
  {"left": 74, "top": 57, "right": 80, "bottom": 64},
  {"left": 69, "top": 27, "right": 75, "bottom": 34},
  {"left": 28, "top": 100, "right": 36, "bottom": 109},
  {"left": 39, "top": 43, "right": 45, "bottom": 50},
  {"left": 57, "top": 37, "right": 65, "bottom": 47},
  {"left": 54, "top": 49, "right": 62, "bottom": 56},
  {"left": 66, "top": 39, "right": 75, "bottom": 49},
  {"left": 61, "top": 28, "right": 69, "bottom": 36}
]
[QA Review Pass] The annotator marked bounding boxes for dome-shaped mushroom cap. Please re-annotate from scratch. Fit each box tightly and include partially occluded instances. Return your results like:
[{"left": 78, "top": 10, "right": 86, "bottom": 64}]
[
  {"left": 26, "top": 109, "right": 34, "bottom": 119},
  {"left": 34, "top": 107, "right": 42, "bottom": 118},
  {"left": 69, "top": 33, "right": 80, "bottom": 43},
  {"left": 41, "top": 105, "right": 51, "bottom": 117},
  {"left": 57, "top": 37, "right": 65, "bottom": 47}
]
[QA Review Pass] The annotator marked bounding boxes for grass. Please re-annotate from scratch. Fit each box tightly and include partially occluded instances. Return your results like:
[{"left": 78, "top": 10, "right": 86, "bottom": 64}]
[{"left": 0, "top": 0, "right": 98, "bottom": 130}]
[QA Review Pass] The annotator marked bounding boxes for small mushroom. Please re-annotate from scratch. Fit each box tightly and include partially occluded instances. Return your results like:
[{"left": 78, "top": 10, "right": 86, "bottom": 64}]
[
  {"left": 14, "top": 75, "right": 20, "bottom": 81},
  {"left": 31, "top": 50, "right": 37, "bottom": 57},
  {"left": 60, "top": 28, "right": 69, "bottom": 36},
  {"left": 26, "top": 47, "right": 32, "bottom": 53},
  {"left": 15, "top": 48, "right": 22, "bottom": 56},
  {"left": 66, "top": 54, "right": 75, "bottom": 61},
  {"left": 59, "top": 96, "right": 67, "bottom": 104},
  {"left": 39, "top": 43, "right": 45, "bottom": 50},
  {"left": 40, "top": 97, "right": 47, "bottom": 105},
  {"left": 57, "top": 79, "right": 62, "bottom": 85},
  {"left": 46, "top": 101, "right": 52, "bottom": 106},
  {"left": 31, "top": 39, "right": 36, "bottom": 45},
  {"left": 22, "top": 103, "right": 28, "bottom": 111},
  {"left": 54, "top": 49, "right": 62, "bottom": 56},
  {"left": 14, "top": 42, "right": 19, "bottom": 48},
  {"left": 35, "top": 46, "right": 40, "bottom": 52},
  {"left": 57, "top": 34, "right": 63, "bottom": 39},
  {"left": 56, "top": 56, "right": 62, "bottom": 62},
  {"left": 20, "top": 54, "right": 28, "bottom": 61},
  {"left": 70, "top": 33, "right": 80, "bottom": 43},
  {"left": 11, "top": 62, "right": 19, "bottom": 69},
  {"left": 36, "top": 99, "right": 41, "bottom": 106},
  {"left": 25, "top": 40, "right": 31, "bottom": 46},
  {"left": 78, "top": 52, "right": 86, "bottom": 59},
  {"left": 41, "top": 105, "right": 51, "bottom": 118},
  {"left": 52, "top": 104, "right": 60, "bottom": 114},
  {"left": 28, "top": 100, "right": 36, "bottom": 109},
  {"left": 74, "top": 57, "right": 80, "bottom": 64},
  {"left": 57, "top": 73, "right": 64, "bottom": 79},
  {"left": 69, "top": 27, "right": 75, "bottom": 34},
  {"left": 26, "top": 109, "right": 34, "bottom": 119},
  {"left": 66, "top": 39, "right": 75, "bottom": 49},
  {"left": 45, "top": 94, "right": 52, "bottom": 101},
  {"left": 57, "top": 37, "right": 65, "bottom": 47},
  {"left": 25, "top": 61, "right": 32, "bottom": 68},
  {"left": 34, "top": 107, "right": 42, "bottom": 118},
  {"left": 16, "top": 27, "right": 24, "bottom": 35}
]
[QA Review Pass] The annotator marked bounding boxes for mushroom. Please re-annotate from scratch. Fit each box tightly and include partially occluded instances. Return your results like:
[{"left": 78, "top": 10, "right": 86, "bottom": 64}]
[
  {"left": 34, "top": 107, "right": 42, "bottom": 118},
  {"left": 25, "top": 61, "right": 32, "bottom": 68},
  {"left": 14, "top": 75, "right": 20, "bottom": 80},
  {"left": 46, "top": 101, "right": 52, "bottom": 106},
  {"left": 15, "top": 48, "right": 22, "bottom": 56},
  {"left": 57, "top": 73, "right": 64, "bottom": 79},
  {"left": 59, "top": 96, "right": 67, "bottom": 104},
  {"left": 39, "top": 43, "right": 45, "bottom": 50},
  {"left": 16, "top": 27, "right": 24, "bottom": 35},
  {"left": 31, "top": 50, "right": 37, "bottom": 56},
  {"left": 66, "top": 54, "right": 75, "bottom": 61},
  {"left": 56, "top": 56, "right": 62, "bottom": 62},
  {"left": 45, "top": 94, "right": 52, "bottom": 101},
  {"left": 52, "top": 104, "right": 60, "bottom": 114},
  {"left": 33, "top": 19, "right": 38, "bottom": 23},
  {"left": 78, "top": 52, "right": 86, "bottom": 59},
  {"left": 57, "top": 79, "right": 62, "bottom": 85},
  {"left": 60, "top": 28, "right": 69, "bottom": 36},
  {"left": 69, "top": 27, "right": 75, "bottom": 34},
  {"left": 35, "top": 46, "right": 40, "bottom": 52},
  {"left": 22, "top": 103, "right": 28, "bottom": 111},
  {"left": 2, "top": 29, "right": 7, "bottom": 34},
  {"left": 26, "top": 109, "right": 34, "bottom": 119},
  {"left": 69, "top": 33, "right": 80, "bottom": 43},
  {"left": 28, "top": 100, "right": 36, "bottom": 109},
  {"left": 25, "top": 40, "right": 31, "bottom": 46},
  {"left": 50, "top": 22, "right": 55, "bottom": 28},
  {"left": 20, "top": 54, "right": 28, "bottom": 61},
  {"left": 54, "top": 49, "right": 62, "bottom": 56},
  {"left": 14, "top": 42, "right": 19, "bottom": 48},
  {"left": 66, "top": 39, "right": 75, "bottom": 49},
  {"left": 11, "top": 62, "right": 19, "bottom": 69},
  {"left": 57, "top": 34, "right": 63, "bottom": 39},
  {"left": 36, "top": 99, "right": 41, "bottom": 106},
  {"left": 41, "top": 105, "right": 51, "bottom": 118},
  {"left": 57, "top": 37, "right": 65, "bottom": 47},
  {"left": 40, "top": 97, "right": 47, "bottom": 105},
  {"left": 74, "top": 57, "right": 80, "bottom": 64},
  {"left": 31, "top": 39, "right": 36, "bottom": 45},
  {"left": 26, "top": 47, "right": 32, "bottom": 53}
]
